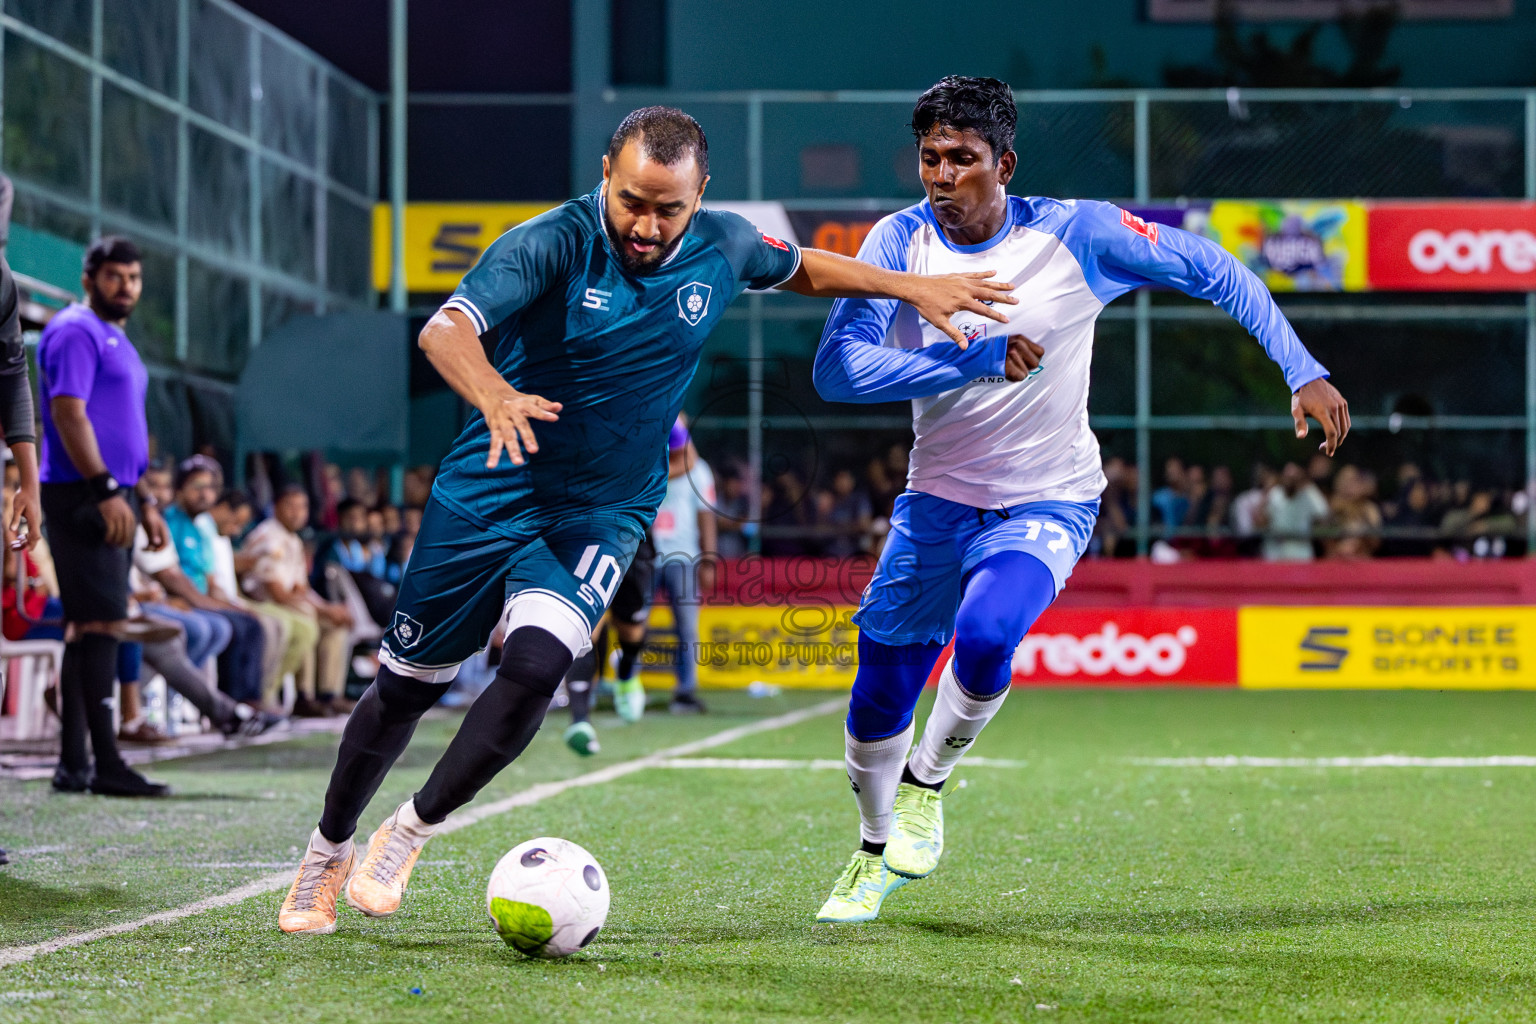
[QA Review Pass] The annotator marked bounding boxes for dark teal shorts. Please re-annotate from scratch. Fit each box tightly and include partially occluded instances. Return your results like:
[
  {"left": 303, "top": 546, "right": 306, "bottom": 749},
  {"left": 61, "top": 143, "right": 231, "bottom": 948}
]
[{"left": 378, "top": 496, "right": 645, "bottom": 679}]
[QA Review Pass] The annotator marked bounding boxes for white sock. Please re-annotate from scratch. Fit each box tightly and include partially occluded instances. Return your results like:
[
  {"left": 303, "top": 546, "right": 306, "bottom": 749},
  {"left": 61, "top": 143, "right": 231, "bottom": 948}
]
[
  {"left": 395, "top": 798, "right": 438, "bottom": 839},
  {"left": 846, "top": 722, "right": 915, "bottom": 846},
  {"left": 309, "top": 827, "right": 351, "bottom": 858},
  {"left": 908, "top": 659, "right": 1009, "bottom": 786}
]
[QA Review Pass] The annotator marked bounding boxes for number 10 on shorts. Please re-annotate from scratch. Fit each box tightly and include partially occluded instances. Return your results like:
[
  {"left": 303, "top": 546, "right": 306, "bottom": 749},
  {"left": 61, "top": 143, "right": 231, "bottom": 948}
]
[{"left": 574, "top": 544, "right": 622, "bottom": 610}]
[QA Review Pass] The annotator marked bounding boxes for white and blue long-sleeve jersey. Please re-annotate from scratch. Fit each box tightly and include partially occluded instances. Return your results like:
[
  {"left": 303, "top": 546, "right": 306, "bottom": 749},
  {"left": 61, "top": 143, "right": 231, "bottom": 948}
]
[{"left": 813, "top": 196, "right": 1329, "bottom": 508}]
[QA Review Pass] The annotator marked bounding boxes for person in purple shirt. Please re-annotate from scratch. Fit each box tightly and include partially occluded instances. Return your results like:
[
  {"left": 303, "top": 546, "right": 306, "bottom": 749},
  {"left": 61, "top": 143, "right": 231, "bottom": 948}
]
[{"left": 37, "top": 235, "right": 172, "bottom": 798}]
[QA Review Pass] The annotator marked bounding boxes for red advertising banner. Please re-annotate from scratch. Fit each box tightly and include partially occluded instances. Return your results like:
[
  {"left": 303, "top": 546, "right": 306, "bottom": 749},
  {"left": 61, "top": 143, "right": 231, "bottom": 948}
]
[
  {"left": 1008, "top": 607, "right": 1238, "bottom": 686},
  {"left": 1367, "top": 202, "right": 1536, "bottom": 291}
]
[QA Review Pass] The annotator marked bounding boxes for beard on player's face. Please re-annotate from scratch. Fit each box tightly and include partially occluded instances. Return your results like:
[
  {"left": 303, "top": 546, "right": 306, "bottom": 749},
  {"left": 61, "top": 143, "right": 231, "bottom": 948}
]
[{"left": 602, "top": 203, "right": 688, "bottom": 276}]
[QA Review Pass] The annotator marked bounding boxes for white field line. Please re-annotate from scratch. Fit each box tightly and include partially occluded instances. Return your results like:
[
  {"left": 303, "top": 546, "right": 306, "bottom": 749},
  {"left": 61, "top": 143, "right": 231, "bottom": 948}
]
[
  {"left": 1130, "top": 755, "right": 1536, "bottom": 768},
  {"left": 0, "top": 698, "right": 844, "bottom": 969},
  {"left": 655, "top": 756, "right": 1028, "bottom": 770}
]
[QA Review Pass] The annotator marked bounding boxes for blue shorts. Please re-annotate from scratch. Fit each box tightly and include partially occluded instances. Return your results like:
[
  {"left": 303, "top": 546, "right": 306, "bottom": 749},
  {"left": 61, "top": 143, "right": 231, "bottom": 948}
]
[
  {"left": 853, "top": 491, "right": 1099, "bottom": 647},
  {"left": 379, "top": 497, "right": 646, "bottom": 680}
]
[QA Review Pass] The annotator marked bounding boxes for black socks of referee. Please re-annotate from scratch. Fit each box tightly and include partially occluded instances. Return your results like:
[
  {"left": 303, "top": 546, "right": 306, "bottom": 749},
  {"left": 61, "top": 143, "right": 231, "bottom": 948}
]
[
  {"left": 413, "top": 627, "right": 574, "bottom": 824},
  {"left": 319, "top": 667, "right": 448, "bottom": 843},
  {"left": 58, "top": 632, "right": 123, "bottom": 776}
]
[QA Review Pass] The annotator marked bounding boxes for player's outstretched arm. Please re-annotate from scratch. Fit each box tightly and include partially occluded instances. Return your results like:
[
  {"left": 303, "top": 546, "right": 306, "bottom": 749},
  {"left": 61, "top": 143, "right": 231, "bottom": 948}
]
[
  {"left": 418, "top": 309, "right": 562, "bottom": 468},
  {"left": 1087, "top": 203, "right": 1350, "bottom": 455},
  {"left": 783, "top": 247, "right": 1016, "bottom": 348}
]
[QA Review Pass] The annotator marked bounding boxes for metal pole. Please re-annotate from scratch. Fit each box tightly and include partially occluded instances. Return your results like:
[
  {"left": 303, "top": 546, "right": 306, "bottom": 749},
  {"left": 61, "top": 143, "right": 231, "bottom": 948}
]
[
  {"left": 1527, "top": 292, "right": 1535, "bottom": 557},
  {"left": 747, "top": 93, "right": 763, "bottom": 202},
  {"left": 247, "top": 25, "right": 262, "bottom": 349},
  {"left": 747, "top": 93, "right": 765, "bottom": 546},
  {"left": 0, "top": 0, "right": 9, "bottom": 172},
  {"left": 314, "top": 70, "right": 329, "bottom": 314},
  {"left": 388, "top": 0, "right": 408, "bottom": 313},
  {"left": 88, "top": 0, "right": 103, "bottom": 237},
  {"left": 1133, "top": 91, "right": 1150, "bottom": 205},
  {"left": 1133, "top": 92, "right": 1152, "bottom": 555},
  {"left": 1135, "top": 288, "right": 1152, "bottom": 556},
  {"left": 1527, "top": 91, "right": 1536, "bottom": 556},
  {"left": 174, "top": 0, "right": 189, "bottom": 361}
]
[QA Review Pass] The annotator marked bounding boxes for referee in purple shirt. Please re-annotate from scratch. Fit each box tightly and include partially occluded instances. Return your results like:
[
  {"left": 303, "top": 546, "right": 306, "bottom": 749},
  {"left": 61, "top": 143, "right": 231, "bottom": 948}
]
[{"left": 38, "top": 236, "right": 173, "bottom": 797}]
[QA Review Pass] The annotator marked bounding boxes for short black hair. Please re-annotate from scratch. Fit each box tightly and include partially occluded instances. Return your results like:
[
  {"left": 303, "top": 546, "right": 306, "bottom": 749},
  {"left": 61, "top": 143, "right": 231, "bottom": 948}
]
[
  {"left": 910, "top": 76, "right": 1017, "bottom": 160},
  {"left": 83, "top": 235, "right": 142, "bottom": 277},
  {"left": 336, "top": 497, "right": 366, "bottom": 518},
  {"left": 276, "top": 483, "right": 308, "bottom": 502},
  {"left": 214, "top": 487, "right": 251, "bottom": 512},
  {"left": 607, "top": 106, "right": 709, "bottom": 180},
  {"left": 175, "top": 454, "right": 220, "bottom": 490}
]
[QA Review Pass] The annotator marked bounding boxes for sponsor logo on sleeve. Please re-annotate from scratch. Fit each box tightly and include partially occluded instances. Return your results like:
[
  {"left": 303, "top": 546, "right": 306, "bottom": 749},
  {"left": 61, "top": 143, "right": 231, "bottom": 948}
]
[
  {"left": 761, "top": 234, "right": 789, "bottom": 251},
  {"left": 1120, "top": 208, "right": 1160, "bottom": 244}
]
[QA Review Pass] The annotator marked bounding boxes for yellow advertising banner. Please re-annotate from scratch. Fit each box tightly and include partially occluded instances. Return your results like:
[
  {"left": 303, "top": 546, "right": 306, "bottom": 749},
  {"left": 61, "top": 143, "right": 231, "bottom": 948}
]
[
  {"left": 638, "top": 605, "right": 861, "bottom": 690},
  {"left": 371, "top": 203, "right": 555, "bottom": 293},
  {"left": 1238, "top": 606, "right": 1536, "bottom": 689},
  {"left": 1191, "top": 200, "right": 1368, "bottom": 292}
]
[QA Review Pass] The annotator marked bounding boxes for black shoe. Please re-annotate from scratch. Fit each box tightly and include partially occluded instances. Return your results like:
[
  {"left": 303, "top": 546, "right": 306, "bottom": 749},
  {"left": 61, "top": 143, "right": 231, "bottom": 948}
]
[
  {"left": 0, "top": 848, "right": 9, "bottom": 866},
  {"left": 51, "top": 766, "right": 91, "bottom": 793},
  {"left": 221, "top": 710, "right": 285, "bottom": 739},
  {"left": 88, "top": 766, "right": 171, "bottom": 798},
  {"left": 669, "top": 692, "right": 707, "bottom": 715}
]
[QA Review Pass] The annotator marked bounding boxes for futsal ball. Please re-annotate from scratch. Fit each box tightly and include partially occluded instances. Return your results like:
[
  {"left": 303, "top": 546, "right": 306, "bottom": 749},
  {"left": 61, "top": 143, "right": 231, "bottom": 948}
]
[{"left": 486, "top": 837, "right": 610, "bottom": 958}]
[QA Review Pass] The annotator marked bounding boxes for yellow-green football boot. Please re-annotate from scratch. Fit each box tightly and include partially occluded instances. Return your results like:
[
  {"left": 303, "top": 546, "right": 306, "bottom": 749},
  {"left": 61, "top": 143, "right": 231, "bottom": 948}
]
[
  {"left": 884, "top": 782, "right": 944, "bottom": 878},
  {"left": 814, "top": 850, "right": 908, "bottom": 924}
]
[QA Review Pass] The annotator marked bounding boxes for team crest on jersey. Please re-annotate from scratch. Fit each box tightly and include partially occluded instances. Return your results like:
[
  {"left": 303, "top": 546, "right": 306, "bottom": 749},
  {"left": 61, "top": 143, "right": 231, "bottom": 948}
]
[
  {"left": 391, "top": 611, "right": 425, "bottom": 649},
  {"left": 1120, "top": 208, "right": 1160, "bottom": 244},
  {"left": 676, "top": 281, "right": 712, "bottom": 326}
]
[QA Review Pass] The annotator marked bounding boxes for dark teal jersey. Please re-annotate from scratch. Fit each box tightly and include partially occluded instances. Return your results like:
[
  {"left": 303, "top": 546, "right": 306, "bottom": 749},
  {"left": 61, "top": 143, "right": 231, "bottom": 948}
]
[{"left": 434, "top": 187, "right": 801, "bottom": 534}]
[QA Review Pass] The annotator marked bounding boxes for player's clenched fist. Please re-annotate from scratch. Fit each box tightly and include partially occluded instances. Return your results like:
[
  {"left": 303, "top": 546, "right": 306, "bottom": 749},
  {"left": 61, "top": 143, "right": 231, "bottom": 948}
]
[
  {"left": 482, "top": 388, "right": 562, "bottom": 468},
  {"left": 1004, "top": 334, "right": 1044, "bottom": 382}
]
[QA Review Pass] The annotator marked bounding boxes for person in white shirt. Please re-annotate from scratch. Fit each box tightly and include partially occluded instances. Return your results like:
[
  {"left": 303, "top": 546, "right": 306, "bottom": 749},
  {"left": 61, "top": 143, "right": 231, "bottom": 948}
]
[
  {"left": 1256, "top": 462, "right": 1330, "bottom": 562},
  {"left": 240, "top": 485, "right": 353, "bottom": 716}
]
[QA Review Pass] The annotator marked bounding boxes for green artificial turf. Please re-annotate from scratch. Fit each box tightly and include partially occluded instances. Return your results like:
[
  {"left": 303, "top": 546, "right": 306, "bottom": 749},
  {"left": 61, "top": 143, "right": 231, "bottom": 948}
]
[{"left": 5, "top": 688, "right": 1536, "bottom": 1023}]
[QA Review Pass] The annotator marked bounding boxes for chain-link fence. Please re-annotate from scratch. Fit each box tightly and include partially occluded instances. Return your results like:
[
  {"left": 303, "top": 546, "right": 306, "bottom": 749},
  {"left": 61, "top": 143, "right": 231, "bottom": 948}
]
[{"left": 0, "top": 0, "right": 377, "bottom": 456}]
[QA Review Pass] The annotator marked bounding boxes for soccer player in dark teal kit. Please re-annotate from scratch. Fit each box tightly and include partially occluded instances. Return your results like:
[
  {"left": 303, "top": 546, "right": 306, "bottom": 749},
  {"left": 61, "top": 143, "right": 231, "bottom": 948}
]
[{"left": 279, "top": 107, "right": 1021, "bottom": 934}]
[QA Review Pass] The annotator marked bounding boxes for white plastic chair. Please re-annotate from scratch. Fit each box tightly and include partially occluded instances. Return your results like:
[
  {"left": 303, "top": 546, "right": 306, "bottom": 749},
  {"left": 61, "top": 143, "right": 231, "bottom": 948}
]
[{"left": 1, "top": 636, "right": 63, "bottom": 740}]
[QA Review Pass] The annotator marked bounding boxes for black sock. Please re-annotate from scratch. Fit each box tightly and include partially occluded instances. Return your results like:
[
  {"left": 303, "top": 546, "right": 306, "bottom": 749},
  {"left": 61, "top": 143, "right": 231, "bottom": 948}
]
[
  {"left": 59, "top": 633, "right": 123, "bottom": 775},
  {"left": 317, "top": 667, "right": 447, "bottom": 843},
  {"left": 565, "top": 650, "right": 597, "bottom": 725},
  {"left": 860, "top": 838, "right": 886, "bottom": 856},
  {"left": 593, "top": 626, "right": 610, "bottom": 683},
  {"left": 900, "top": 763, "right": 944, "bottom": 793},
  {"left": 617, "top": 638, "right": 643, "bottom": 680},
  {"left": 412, "top": 627, "right": 573, "bottom": 824}
]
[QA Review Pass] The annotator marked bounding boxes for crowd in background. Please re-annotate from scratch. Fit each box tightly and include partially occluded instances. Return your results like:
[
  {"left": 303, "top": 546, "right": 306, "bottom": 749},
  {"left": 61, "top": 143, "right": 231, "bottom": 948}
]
[
  {"left": 3, "top": 445, "right": 433, "bottom": 744},
  {"left": 707, "top": 444, "right": 1531, "bottom": 562},
  {"left": 1096, "top": 453, "right": 1529, "bottom": 562}
]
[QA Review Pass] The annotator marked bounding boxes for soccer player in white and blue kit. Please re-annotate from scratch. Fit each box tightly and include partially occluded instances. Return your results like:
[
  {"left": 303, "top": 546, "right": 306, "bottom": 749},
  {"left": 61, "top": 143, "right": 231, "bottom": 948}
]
[{"left": 812, "top": 77, "right": 1351, "bottom": 922}]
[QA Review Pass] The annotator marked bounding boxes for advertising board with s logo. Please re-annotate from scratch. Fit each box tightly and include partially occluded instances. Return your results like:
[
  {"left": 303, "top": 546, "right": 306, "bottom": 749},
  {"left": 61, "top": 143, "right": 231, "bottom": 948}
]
[{"left": 1239, "top": 606, "right": 1536, "bottom": 688}]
